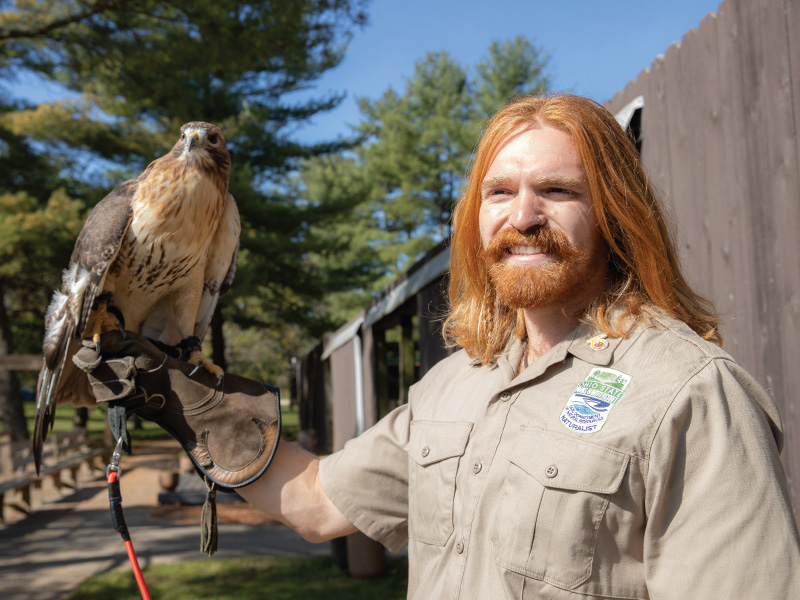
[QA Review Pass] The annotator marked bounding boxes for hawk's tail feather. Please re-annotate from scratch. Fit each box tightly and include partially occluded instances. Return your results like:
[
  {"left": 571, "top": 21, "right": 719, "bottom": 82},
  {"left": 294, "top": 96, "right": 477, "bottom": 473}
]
[
  {"left": 33, "top": 365, "right": 59, "bottom": 473},
  {"left": 37, "top": 266, "right": 87, "bottom": 471},
  {"left": 34, "top": 341, "right": 72, "bottom": 473}
]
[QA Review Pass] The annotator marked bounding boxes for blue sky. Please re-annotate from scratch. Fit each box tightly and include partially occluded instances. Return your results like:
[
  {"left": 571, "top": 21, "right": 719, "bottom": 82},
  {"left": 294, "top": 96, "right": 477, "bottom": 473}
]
[
  {"left": 9, "top": 0, "right": 724, "bottom": 144},
  {"left": 290, "top": 0, "right": 724, "bottom": 142}
]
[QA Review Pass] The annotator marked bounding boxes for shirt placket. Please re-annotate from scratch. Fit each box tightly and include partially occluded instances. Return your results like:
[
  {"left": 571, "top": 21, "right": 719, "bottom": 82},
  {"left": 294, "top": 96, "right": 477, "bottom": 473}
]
[{"left": 449, "top": 339, "right": 574, "bottom": 599}]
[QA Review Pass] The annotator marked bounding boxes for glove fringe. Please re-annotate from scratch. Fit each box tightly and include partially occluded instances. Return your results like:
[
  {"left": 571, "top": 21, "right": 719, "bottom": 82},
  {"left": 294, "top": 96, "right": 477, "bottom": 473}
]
[{"left": 201, "top": 476, "right": 218, "bottom": 556}]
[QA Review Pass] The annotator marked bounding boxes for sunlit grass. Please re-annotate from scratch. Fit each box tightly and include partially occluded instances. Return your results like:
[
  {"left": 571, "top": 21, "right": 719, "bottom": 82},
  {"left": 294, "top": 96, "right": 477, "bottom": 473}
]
[
  {"left": 6, "top": 396, "right": 302, "bottom": 444},
  {"left": 281, "top": 402, "right": 299, "bottom": 441},
  {"left": 70, "top": 555, "right": 408, "bottom": 600}
]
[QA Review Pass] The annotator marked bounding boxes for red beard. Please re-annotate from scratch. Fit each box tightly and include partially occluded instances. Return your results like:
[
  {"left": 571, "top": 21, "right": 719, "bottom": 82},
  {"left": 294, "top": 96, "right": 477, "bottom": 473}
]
[{"left": 483, "top": 228, "right": 599, "bottom": 310}]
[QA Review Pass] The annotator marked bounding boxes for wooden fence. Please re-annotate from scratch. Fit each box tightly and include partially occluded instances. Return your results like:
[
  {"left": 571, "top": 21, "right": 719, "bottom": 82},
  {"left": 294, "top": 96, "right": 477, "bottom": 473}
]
[
  {"left": 605, "top": 0, "right": 800, "bottom": 515},
  {"left": 0, "top": 355, "right": 40, "bottom": 371}
]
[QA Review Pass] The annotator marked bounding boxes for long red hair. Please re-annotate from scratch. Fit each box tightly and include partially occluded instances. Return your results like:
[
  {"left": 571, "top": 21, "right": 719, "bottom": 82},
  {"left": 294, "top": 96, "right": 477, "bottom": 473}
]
[{"left": 444, "top": 94, "right": 720, "bottom": 364}]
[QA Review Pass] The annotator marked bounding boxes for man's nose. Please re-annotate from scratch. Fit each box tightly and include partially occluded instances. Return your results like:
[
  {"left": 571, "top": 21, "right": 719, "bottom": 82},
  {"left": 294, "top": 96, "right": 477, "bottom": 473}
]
[{"left": 508, "top": 189, "right": 544, "bottom": 232}]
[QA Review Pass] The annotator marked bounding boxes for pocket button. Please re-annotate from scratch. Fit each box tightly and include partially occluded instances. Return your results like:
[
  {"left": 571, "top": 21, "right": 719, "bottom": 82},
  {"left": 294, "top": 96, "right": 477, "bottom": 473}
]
[
  {"left": 421, "top": 446, "right": 430, "bottom": 458},
  {"left": 545, "top": 465, "right": 558, "bottom": 478}
]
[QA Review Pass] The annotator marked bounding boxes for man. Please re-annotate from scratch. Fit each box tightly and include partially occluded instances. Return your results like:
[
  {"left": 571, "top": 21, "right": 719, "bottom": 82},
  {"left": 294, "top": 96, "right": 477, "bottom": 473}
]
[{"left": 81, "top": 95, "right": 800, "bottom": 598}]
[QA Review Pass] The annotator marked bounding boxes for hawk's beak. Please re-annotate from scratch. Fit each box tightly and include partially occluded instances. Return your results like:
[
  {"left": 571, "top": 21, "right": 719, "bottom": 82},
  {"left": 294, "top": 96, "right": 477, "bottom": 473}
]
[{"left": 187, "top": 132, "right": 199, "bottom": 151}]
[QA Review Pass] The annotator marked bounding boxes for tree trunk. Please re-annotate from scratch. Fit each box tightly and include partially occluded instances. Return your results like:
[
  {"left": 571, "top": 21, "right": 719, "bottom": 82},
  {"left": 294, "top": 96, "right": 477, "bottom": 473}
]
[
  {"left": 211, "top": 303, "right": 227, "bottom": 371},
  {"left": 0, "top": 281, "right": 30, "bottom": 441},
  {"left": 73, "top": 407, "right": 88, "bottom": 428}
]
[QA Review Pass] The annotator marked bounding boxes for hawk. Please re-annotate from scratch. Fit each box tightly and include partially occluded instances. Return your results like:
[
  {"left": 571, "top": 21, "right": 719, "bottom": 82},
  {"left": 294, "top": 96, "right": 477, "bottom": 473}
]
[{"left": 34, "top": 121, "right": 240, "bottom": 468}]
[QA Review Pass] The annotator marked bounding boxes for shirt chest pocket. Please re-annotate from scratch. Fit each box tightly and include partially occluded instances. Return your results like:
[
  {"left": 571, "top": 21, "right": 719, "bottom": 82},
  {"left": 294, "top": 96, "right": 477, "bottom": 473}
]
[
  {"left": 407, "top": 420, "right": 473, "bottom": 546},
  {"left": 494, "top": 428, "right": 629, "bottom": 590}
]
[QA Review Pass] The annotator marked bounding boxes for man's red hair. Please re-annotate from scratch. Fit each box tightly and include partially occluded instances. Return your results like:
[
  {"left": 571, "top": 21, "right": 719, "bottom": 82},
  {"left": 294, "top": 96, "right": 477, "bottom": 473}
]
[{"left": 443, "top": 94, "right": 720, "bottom": 364}]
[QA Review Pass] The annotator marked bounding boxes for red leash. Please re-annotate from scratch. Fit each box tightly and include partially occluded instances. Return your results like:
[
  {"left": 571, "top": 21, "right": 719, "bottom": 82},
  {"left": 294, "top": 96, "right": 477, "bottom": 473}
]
[{"left": 107, "top": 438, "right": 152, "bottom": 600}]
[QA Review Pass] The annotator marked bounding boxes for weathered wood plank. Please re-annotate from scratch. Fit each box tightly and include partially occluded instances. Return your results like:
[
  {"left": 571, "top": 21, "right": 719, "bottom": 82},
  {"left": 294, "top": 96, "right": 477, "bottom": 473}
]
[
  {"left": 0, "top": 355, "right": 41, "bottom": 371},
  {"left": 713, "top": 0, "right": 757, "bottom": 367},
  {"left": 779, "top": 0, "right": 800, "bottom": 515},
  {"left": 640, "top": 52, "right": 674, "bottom": 211},
  {"left": 691, "top": 12, "right": 732, "bottom": 315},
  {"left": 749, "top": 0, "right": 800, "bottom": 509}
]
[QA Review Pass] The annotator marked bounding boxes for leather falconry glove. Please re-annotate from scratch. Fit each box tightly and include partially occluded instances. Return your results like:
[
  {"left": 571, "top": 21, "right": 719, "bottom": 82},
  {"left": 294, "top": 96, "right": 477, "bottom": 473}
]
[
  {"left": 72, "top": 330, "right": 281, "bottom": 491},
  {"left": 73, "top": 330, "right": 281, "bottom": 555}
]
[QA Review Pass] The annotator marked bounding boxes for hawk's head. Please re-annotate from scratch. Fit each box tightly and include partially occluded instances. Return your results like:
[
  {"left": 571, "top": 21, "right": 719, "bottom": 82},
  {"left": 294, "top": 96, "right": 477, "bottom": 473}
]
[{"left": 171, "top": 122, "right": 231, "bottom": 177}]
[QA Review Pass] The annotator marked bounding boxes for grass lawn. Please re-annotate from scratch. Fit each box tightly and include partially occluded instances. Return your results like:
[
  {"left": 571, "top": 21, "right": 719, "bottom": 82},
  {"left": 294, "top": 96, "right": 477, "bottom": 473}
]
[
  {"left": 12, "top": 401, "right": 166, "bottom": 444},
  {"left": 280, "top": 402, "right": 299, "bottom": 441},
  {"left": 69, "top": 555, "right": 408, "bottom": 600},
  {"left": 7, "top": 398, "right": 301, "bottom": 445}
]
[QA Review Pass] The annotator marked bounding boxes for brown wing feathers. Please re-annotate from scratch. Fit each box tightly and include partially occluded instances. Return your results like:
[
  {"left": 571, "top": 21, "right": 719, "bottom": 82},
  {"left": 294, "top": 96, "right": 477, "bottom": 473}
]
[
  {"left": 34, "top": 184, "right": 135, "bottom": 467},
  {"left": 72, "top": 189, "right": 135, "bottom": 333}
]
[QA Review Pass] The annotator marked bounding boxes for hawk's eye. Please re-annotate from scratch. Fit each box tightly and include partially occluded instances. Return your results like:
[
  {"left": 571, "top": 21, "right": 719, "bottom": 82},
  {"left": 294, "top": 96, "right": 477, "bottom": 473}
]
[
  {"left": 180, "top": 132, "right": 185, "bottom": 140},
  {"left": 208, "top": 134, "right": 219, "bottom": 144}
]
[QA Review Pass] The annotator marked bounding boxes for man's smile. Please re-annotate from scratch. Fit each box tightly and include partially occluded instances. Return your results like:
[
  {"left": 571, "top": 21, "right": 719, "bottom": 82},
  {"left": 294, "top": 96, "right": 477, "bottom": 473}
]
[{"left": 508, "top": 245, "right": 544, "bottom": 255}]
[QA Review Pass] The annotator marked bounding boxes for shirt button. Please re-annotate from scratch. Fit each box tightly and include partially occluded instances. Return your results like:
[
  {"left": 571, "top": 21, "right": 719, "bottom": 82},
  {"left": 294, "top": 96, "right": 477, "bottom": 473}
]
[
  {"left": 455, "top": 541, "right": 464, "bottom": 554},
  {"left": 500, "top": 392, "right": 511, "bottom": 402},
  {"left": 472, "top": 461, "right": 482, "bottom": 474},
  {"left": 545, "top": 465, "right": 558, "bottom": 478},
  {"left": 421, "top": 446, "right": 430, "bottom": 458}
]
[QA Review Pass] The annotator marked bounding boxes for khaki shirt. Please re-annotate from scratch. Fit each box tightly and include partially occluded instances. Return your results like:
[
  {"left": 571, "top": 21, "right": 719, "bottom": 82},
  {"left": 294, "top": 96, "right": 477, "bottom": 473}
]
[{"left": 319, "top": 317, "right": 800, "bottom": 599}]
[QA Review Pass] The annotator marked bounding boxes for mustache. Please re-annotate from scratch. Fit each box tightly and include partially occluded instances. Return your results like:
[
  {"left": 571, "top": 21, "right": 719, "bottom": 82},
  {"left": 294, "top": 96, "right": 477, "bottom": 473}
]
[{"left": 483, "top": 227, "right": 584, "bottom": 264}]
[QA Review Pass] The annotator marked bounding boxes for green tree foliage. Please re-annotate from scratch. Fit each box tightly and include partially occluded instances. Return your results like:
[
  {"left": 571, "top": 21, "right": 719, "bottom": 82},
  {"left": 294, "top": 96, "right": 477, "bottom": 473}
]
[
  {"left": 0, "top": 96, "right": 87, "bottom": 439},
  {"left": 474, "top": 37, "right": 551, "bottom": 119},
  {"left": 299, "top": 35, "right": 550, "bottom": 314},
  {"left": 297, "top": 153, "right": 385, "bottom": 322},
  {"left": 0, "top": 1, "right": 370, "bottom": 426}
]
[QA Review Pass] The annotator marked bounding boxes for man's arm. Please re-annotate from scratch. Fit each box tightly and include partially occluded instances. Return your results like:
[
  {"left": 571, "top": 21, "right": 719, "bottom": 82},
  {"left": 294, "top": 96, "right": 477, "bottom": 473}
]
[
  {"left": 237, "top": 440, "right": 358, "bottom": 543},
  {"left": 644, "top": 359, "right": 800, "bottom": 597}
]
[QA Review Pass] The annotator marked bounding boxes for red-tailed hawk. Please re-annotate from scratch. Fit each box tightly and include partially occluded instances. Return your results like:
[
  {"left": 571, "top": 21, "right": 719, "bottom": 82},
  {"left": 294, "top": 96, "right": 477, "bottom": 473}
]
[{"left": 34, "top": 122, "right": 240, "bottom": 468}]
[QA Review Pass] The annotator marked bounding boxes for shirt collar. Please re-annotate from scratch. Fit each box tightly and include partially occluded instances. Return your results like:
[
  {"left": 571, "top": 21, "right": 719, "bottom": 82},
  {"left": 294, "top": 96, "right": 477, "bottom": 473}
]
[
  {"left": 472, "top": 320, "right": 628, "bottom": 388},
  {"left": 494, "top": 322, "right": 625, "bottom": 387},
  {"left": 565, "top": 323, "right": 624, "bottom": 366}
]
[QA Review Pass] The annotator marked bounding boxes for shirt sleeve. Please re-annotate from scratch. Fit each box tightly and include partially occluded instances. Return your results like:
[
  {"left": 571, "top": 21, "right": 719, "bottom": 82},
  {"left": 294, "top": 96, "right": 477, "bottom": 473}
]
[
  {"left": 644, "top": 358, "right": 800, "bottom": 598},
  {"left": 318, "top": 403, "right": 411, "bottom": 552}
]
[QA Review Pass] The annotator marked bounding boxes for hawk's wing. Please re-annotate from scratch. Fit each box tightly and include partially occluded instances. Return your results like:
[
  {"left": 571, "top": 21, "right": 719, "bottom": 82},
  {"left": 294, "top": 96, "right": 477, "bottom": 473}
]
[
  {"left": 192, "top": 193, "right": 240, "bottom": 340},
  {"left": 33, "top": 181, "right": 136, "bottom": 467}
]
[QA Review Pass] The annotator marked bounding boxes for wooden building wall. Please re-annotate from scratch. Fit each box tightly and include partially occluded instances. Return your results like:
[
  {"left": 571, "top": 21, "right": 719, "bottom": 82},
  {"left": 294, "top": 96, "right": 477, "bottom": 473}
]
[
  {"left": 328, "top": 337, "right": 359, "bottom": 453},
  {"left": 605, "top": 0, "right": 800, "bottom": 515}
]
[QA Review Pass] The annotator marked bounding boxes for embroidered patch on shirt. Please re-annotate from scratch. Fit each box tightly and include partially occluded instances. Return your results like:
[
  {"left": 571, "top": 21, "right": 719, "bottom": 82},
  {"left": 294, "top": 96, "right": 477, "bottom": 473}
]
[{"left": 560, "top": 367, "right": 632, "bottom": 434}]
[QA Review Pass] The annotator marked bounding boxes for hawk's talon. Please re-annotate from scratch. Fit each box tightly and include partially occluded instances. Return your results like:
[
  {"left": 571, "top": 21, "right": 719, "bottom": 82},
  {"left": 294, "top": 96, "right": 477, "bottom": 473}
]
[
  {"left": 83, "top": 302, "right": 121, "bottom": 352},
  {"left": 215, "top": 374, "right": 223, "bottom": 387},
  {"left": 188, "top": 350, "right": 224, "bottom": 381}
]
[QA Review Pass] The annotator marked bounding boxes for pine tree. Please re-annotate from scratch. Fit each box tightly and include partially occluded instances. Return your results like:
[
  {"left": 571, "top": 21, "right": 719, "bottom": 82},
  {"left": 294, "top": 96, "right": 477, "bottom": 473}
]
[{"left": 0, "top": 0, "right": 369, "bottom": 432}]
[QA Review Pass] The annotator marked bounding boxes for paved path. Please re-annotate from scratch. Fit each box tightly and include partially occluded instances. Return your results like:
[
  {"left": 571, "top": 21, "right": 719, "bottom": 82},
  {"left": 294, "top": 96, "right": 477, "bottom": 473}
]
[{"left": 0, "top": 439, "right": 327, "bottom": 600}]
